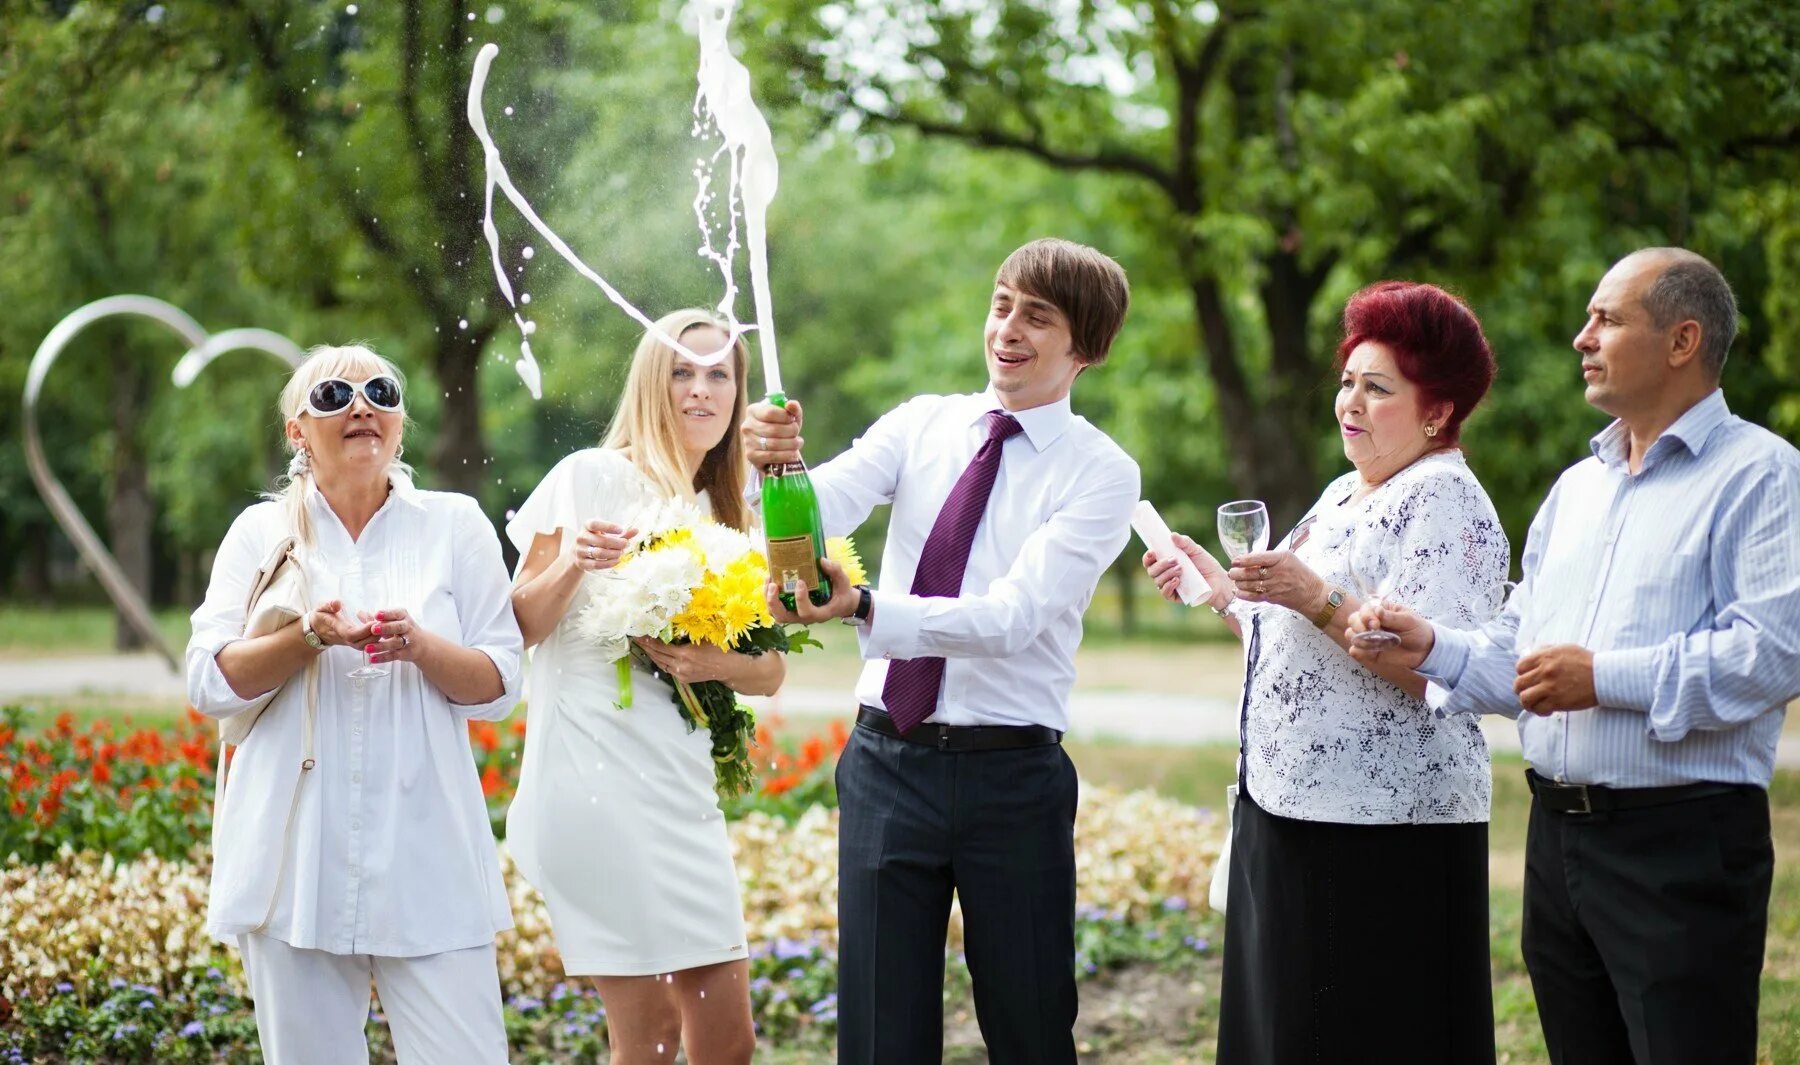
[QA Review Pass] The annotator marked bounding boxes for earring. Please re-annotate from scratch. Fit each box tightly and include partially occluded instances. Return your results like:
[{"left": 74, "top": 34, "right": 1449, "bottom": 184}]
[
  {"left": 288, "top": 446, "right": 313, "bottom": 477},
  {"left": 1424, "top": 424, "right": 1439, "bottom": 438}
]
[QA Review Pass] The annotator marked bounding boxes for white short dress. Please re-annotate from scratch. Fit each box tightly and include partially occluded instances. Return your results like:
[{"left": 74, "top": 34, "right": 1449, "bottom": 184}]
[{"left": 504, "top": 447, "right": 749, "bottom": 977}]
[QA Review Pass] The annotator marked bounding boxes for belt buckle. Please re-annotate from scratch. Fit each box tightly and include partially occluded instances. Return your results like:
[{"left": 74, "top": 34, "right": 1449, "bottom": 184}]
[
  {"left": 1565, "top": 783, "right": 1592, "bottom": 815},
  {"left": 936, "top": 725, "right": 951, "bottom": 751}
]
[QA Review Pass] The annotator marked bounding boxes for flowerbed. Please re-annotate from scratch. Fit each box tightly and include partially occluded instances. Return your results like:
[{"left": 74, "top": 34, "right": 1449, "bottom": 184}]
[{"left": 2, "top": 706, "right": 1223, "bottom": 1061}]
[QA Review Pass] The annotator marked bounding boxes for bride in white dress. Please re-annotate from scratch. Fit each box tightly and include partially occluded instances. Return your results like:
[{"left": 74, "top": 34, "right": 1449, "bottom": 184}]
[{"left": 506, "top": 309, "right": 783, "bottom": 1065}]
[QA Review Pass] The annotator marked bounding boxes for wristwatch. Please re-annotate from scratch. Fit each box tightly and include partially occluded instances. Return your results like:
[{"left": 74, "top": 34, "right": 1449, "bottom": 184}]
[
  {"left": 845, "top": 585, "right": 873, "bottom": 626},
  {"left": 1312, "top": 587, "right": 1346, "bottom": 631},
  {"left": 300, "top": 612, "right": 326, "bottom": 650}
]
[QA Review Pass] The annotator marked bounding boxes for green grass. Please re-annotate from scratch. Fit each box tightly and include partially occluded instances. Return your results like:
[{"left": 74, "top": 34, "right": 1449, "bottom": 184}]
[{"left": 0, "top": 603, "right": 191, "bottom": 657}]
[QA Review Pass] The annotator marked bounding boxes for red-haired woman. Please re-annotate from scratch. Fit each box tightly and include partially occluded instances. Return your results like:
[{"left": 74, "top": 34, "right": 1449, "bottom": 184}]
[{"left": 1144, "top": 282, "right": 1506, "bottom": 1061}]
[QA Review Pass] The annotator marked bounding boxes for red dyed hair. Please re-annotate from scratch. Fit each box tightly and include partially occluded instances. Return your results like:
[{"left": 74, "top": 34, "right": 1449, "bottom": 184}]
[{"left": 1335, "top": 281, "right": 1495, "bottom": 446}]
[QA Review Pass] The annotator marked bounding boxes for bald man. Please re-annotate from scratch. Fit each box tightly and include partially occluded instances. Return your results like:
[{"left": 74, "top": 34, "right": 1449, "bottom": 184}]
[{"left": 1347, "top": 248, "right": 1800, "bottom": 1063}]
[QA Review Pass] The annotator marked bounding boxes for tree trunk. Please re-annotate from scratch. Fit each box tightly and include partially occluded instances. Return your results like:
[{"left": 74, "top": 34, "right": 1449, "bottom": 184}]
[
  {"left": 1113, "top": 561, "right": 1137, "bottom": 636},
  {"left": 18, "top": 524, "right": 52, "bottom": 602},
  {"left": 1184, "top": 273, "right": 1319, "bottom": 536},
  {"left": 430, "top": 328, "right": 495, "bottom": 500},
  {"left": 109, "top": 354, "right": 154, "bottom": 652}
]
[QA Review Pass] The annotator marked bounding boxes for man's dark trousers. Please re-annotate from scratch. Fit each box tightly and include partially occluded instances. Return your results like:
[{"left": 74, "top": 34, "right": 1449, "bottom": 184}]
[
  {"left": 834, "top": 720, "right": 1079, "bottom": 1064},
  {"left": 1522, "top": 774, "right": 1772, "bottom": 1064}
]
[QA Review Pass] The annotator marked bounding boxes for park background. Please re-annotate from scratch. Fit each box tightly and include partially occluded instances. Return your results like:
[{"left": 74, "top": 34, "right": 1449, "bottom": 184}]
[{"left": 2, "top": 0, "right": 1799, "bottom": 1061}]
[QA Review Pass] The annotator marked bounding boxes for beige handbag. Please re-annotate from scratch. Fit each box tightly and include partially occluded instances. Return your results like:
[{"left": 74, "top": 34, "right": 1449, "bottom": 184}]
[
  {"left": 1209, "top": 784, "right": 1236, "bottom": 914},
  {"left": 216, "top": 534, "right": 319, "bottom": 933},
  {"left": 225, "top": 536, "right": 312, "bottom": 745}
]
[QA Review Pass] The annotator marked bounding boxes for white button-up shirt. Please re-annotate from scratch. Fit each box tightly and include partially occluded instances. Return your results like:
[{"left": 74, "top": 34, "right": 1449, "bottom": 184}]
[
  {"left": 187, "top": 474, "right": 523, "bottom": 955},
  {"left": 1422, "top": 390, "right": 1800, "bottom": 788},
  {"left": 809, "top": 390, "right": 1139, "bottom": 732}
]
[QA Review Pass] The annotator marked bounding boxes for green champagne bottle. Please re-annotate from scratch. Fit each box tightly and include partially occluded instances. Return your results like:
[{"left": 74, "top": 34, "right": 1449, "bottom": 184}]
[{"left": 761, "top": 391, "right": 832, "bottom": 611}]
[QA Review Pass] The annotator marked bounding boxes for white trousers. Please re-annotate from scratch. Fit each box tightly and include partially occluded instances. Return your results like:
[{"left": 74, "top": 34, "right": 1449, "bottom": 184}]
[{"left": 238, "top": 933, "right": 509, "bottom": 1064}]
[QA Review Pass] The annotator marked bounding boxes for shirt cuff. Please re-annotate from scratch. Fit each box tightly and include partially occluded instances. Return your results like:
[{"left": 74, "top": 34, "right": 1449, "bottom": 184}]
[
  {"left": 1419, "top": 623, "right": 1473, "bottom": 685},
  {"left": 448, "top": 646, "right": 525, "bottom": 720},
  {"left": 1592, "top": 646, "right": 1661, "bottom": 713},
  {"left": 858, "top": 591, "right": 926, "bottom": 662},
  {"left": 185, "top": 637, "right": 270, "bottom": 718}
]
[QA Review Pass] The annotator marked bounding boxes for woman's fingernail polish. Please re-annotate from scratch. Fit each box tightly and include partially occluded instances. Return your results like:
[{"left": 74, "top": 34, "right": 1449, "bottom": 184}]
[
  {"left": 365, "top": 644, "right": 377, "bottom": 654},
  {"left": 372, "top": 623, "right": 382, "bottom": 635}
]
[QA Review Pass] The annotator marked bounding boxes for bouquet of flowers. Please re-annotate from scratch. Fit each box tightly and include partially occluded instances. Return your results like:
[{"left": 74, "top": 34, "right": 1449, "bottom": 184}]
[{"left": 572, "top": 500, "right": 864, "bottom": 798}]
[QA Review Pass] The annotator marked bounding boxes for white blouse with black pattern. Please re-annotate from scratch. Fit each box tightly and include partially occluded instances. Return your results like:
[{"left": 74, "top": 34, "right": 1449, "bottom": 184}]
[{"left": 1232, "top": 450, "right": 1510, "bottom": 825}]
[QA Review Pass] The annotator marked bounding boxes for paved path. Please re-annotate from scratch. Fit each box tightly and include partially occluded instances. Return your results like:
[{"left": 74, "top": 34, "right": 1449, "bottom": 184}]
[{"left": 6, "top": 653, "right": 1798, "bottom": 769}]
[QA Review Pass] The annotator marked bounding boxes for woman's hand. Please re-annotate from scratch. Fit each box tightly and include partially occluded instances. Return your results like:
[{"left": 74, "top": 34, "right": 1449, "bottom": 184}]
[
  {"left": 1142, "top": 532, "right": 1234, "bottom": 610},
  {"left": 310, "top": 600, "right": 374, "bottom": 648},
  {"left": 1229, "top": 550, "right": 1329, "bottom": 615},
  {"left": 634, "top": 637, "right": 740, "bottom": 685},
  {"left": 358, "top": 607, "right": 426, "bottom": 664},
  {"left": 568, "top": 520, "right": 639, "bottom": 573}
]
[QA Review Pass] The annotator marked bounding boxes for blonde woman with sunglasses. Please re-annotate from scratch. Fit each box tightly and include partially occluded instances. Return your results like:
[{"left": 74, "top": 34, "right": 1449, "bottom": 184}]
[
  {"left": 505, "top": 310, "right": 778, "bottom": 1065},
  {"left": 186, "top": 344, "right": 523, "bottom": 1063}
]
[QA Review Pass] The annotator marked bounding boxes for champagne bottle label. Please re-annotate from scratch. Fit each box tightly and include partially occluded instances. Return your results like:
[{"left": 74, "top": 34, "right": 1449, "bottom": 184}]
[{"left": 767, "top": 534, "right": 822, "bottom": 594}]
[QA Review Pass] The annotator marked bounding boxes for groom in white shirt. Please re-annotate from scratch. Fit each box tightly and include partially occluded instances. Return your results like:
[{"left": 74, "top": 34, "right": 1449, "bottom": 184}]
[{"left": 748, "top": 238, "right": 1140, "bottom": 1063}]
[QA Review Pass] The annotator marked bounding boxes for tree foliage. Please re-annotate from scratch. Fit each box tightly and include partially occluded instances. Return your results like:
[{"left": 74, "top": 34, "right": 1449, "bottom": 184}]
[{"left": 1, "top": 0, "right": 1797, "bottom": 618}]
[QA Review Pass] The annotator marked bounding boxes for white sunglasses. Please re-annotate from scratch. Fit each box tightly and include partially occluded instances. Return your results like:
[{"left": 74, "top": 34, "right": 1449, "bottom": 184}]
[{"left": 304, "top": 376, "right": 403, "bottom": 418}]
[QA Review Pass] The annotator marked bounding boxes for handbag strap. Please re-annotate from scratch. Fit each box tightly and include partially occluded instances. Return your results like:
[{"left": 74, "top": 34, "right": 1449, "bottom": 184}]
[{"left": 250, "top": 563, "right": 318, "bottom": 935}]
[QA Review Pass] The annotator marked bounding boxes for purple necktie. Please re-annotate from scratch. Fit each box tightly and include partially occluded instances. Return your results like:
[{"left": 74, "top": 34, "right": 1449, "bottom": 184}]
[{"left": 881, "top": 409, "right": 1024, "bottom": 733}]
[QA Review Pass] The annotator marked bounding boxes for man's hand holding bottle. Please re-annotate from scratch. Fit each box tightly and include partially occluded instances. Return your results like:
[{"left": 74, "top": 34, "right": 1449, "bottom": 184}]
[{"left": 743, "top": 399, "right": 805, "bottom": 466}]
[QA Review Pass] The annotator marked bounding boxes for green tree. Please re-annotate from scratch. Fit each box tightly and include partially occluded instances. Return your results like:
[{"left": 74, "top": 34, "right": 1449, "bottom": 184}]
[{"left": 755, "top": 0, "right": 1800, "bottom": 529}]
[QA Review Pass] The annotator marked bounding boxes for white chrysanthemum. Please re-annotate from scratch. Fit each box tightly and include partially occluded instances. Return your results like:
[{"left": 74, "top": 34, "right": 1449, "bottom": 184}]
[
  {"left": 632, "top": 497, "right": 709, "bottom": 546},
  {"left": 688, "top": 522, "right": 757, "bottom": 571},
  {"left": 572, "top": 541, "right": 706, "bottom": 656}
]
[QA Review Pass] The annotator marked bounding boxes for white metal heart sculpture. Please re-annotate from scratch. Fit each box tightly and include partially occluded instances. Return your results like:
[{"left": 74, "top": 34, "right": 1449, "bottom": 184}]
[{"left": 23, "top": 295, "right": 305, "bottom": 672}]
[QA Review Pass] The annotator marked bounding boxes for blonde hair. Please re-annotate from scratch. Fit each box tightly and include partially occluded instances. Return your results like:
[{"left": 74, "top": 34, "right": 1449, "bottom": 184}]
[
  {"left": 267, "top": 343, "right": 414, "bottom": 548},
  {"left": 600, "top": 310, "right": 752, "bottom": 531}
]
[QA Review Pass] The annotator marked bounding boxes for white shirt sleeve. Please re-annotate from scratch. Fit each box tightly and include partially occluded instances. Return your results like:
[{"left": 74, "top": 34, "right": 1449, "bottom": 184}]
[
  {"left": 1381, "top": 467, "right": 1510, "bottom": 632},
  {"left": 1423, "top": 479, "right": 1565, "bottom": 720},
  {"left": 861, "top": 450, "right": 1140, "bottom": 661},
  {"left": 809, "top": 399, "right": 924, "bottom": 538},
  {"left": 185, "top": 505, "right": 276, "bottom": 718},
  {"left": 447, "top": 496, "right": 525, "bottom": 720},
  {"left": 506, "top": 450, "right": 593, "bottom": 561}
]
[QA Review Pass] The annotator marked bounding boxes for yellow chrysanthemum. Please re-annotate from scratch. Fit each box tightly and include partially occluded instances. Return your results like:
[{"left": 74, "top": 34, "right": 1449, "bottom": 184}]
[{"left": 827, "top": 537, "right": 868, "bottom": 587}]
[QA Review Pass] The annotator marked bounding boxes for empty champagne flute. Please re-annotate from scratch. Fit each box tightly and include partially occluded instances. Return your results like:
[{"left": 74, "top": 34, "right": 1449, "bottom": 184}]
[
  {"left": 346, "top": 572, "right": 391, "bottom": 680},
  {"left": 1217, "top": 500, "right": 1270, "bottom": 562},
  {"left": 1347, "top": 552, "right": 1401, "bottom": 650}
]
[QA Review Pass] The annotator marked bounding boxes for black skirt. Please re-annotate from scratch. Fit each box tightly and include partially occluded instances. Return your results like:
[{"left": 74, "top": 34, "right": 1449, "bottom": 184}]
[{"left": 1216, "top": 789, "right": 1496, "bottom": 1064}]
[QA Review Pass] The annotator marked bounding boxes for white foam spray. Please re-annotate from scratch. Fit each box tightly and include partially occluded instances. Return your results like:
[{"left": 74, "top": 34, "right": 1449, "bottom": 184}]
[{"left": 466, "top": 0, "right": 784, "bottom": 398}]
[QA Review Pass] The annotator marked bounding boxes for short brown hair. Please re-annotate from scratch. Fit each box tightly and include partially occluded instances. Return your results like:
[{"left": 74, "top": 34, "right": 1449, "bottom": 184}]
[{"left": 995, "top": 238, "right": 1130, "bottom": 365}]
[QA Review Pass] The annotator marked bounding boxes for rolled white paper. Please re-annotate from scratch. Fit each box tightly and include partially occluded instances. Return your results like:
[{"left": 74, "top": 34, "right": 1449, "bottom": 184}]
[{"left": 1132, "top": 500, "right": 1208, "bottom": 607}]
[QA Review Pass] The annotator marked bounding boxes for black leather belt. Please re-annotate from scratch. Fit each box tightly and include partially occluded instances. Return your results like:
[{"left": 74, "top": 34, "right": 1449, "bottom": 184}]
[
  {"left": 1526, "top": 769, "right": 1747, "bottom": 815},
  {"left": 856, "top": 707, "right": 1062, "bottom": 751}
]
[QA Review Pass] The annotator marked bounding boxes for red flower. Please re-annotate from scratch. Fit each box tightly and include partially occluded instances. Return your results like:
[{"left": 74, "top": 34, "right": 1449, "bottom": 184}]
[
  {"left": 509, "top": 718, "right": 528, "bottom": 737},
  {"left": 0, "top": 725, "right": 13, "bottom": 747},
  {"left": 469, "top": 722, "right": 500, "bottom": 753},
  {"left": 801, "top": 736, "right": 826, "bottom": 769},
  {"left": 829, "top": 720, "right": 849, "bottom": 751},
  {"left": 91, "top": 762, "right": 112, "bottom": 785},
  {"left": 763, "top": 773, "right": 800, "bottom": 796},
  {"left": 480, "top": 764, "right": 505, "bottom": 798}
]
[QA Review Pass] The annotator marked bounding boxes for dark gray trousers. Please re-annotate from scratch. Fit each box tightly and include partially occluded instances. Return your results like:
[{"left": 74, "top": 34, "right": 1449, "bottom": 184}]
[
  {"left": 1523, "top": 781, "right": 1772, "bottom": 1064},
  {"left": 833, "top": 721, "right": 1079, "bottom": 1064}
]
